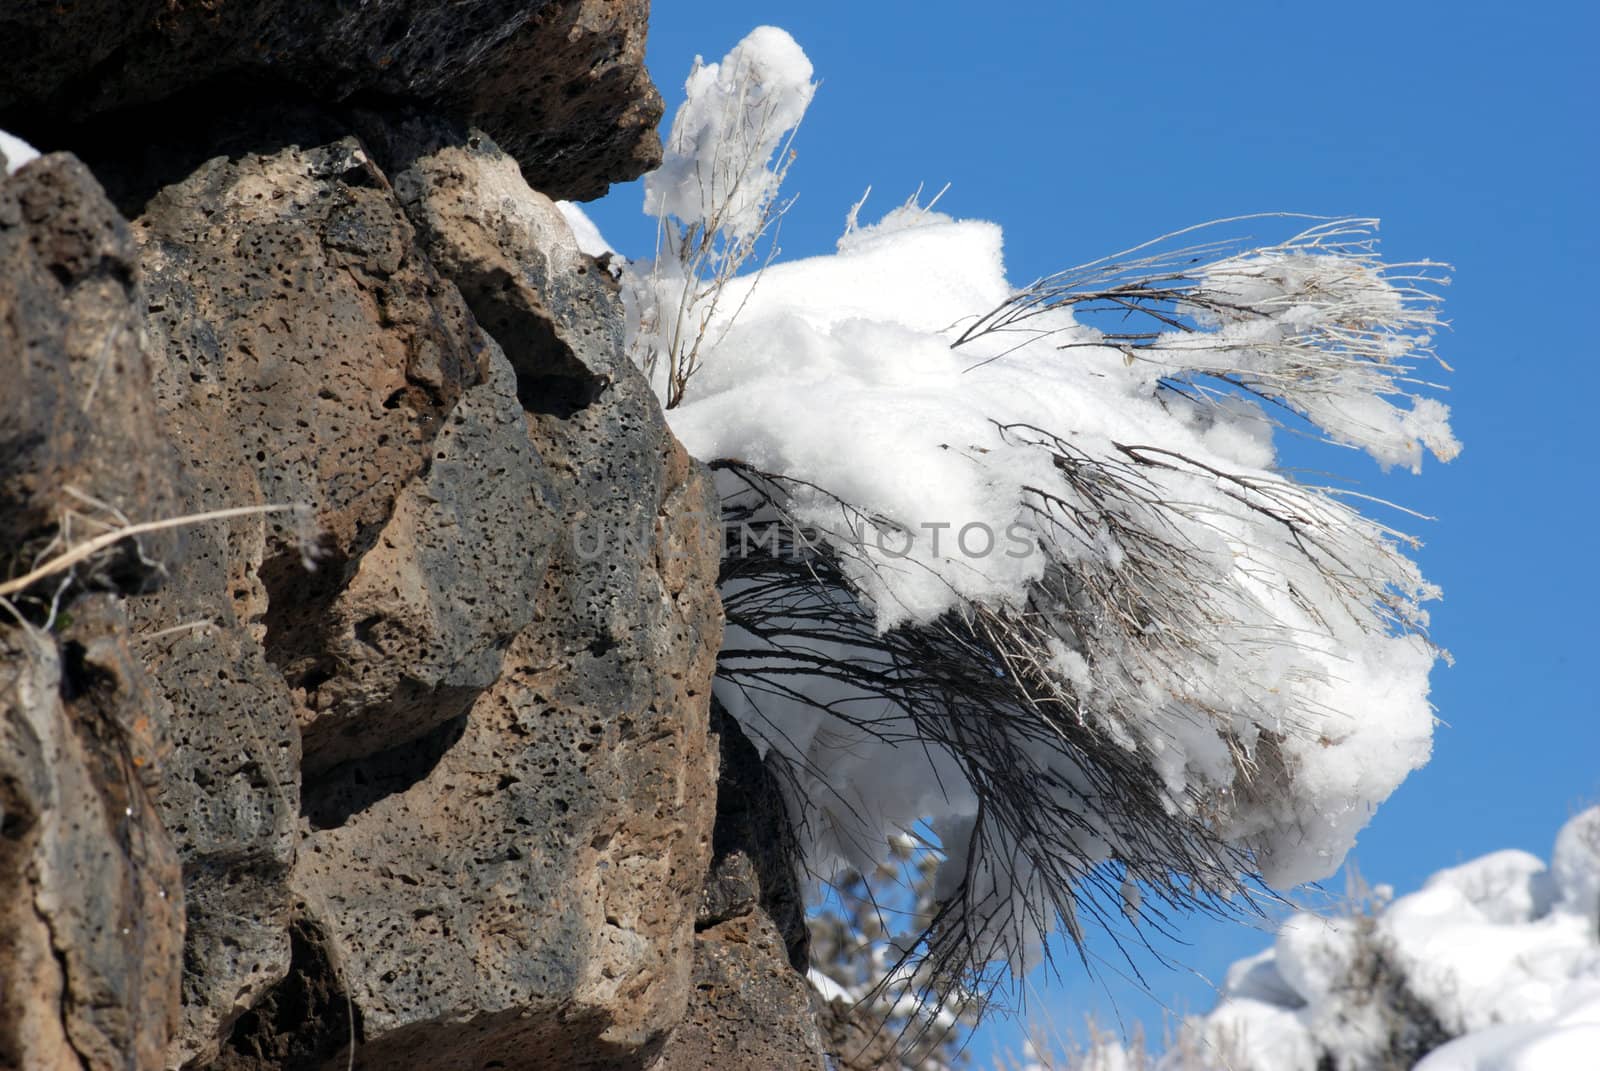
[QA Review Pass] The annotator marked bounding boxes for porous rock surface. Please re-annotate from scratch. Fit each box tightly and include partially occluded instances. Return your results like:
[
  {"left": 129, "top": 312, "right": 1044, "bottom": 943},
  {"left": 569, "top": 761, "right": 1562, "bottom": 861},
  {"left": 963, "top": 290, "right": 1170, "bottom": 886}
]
[
  {"left": 654, "top": 704, "right": 827, "bottom": 1070},
  {"left": 0, "top": 5, "right": 834, "bottom": 1068},
  {"left": 1, "top": 157, "right": 183, "bottom": 1071}
]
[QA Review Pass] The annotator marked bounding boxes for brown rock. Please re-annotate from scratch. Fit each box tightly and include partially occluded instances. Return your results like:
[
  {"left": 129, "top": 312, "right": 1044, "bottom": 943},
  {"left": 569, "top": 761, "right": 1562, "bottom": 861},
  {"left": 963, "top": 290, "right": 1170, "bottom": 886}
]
[
  {"left": 658, "top": 911, "right": 830, "bottom": 1071},
  {"left": 132, "top": 602, "right": 303, "bottom": 1069},
  {"left": 199, "top": 124, "right": 726, "bottom": 1070},
  {"left": 814, "top": 999, "right": 904, "bottom": 1071},
  {"left": 133, "top": 132, "right": 520, "bottom": 777},
  {"left": 0, "top": 150, "right": 193, "bottom": 1071},
  {"left": 5, "top": 65, "right": 757, "bottom": 1071},
  {"left": 283, "top": 385, "right": 722, "bottom": 1070},
  {"left": 123, "top": 124, "right": 577, "bottom": 1064},
  {"left": 655, "top": 706, "right": 828, "bottom": 1070}
]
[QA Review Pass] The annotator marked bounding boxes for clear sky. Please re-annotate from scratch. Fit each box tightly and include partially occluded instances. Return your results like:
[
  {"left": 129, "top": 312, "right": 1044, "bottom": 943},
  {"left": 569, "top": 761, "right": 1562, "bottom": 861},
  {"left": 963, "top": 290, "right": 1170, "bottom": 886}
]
[{"left": 585, "top": 1, "right": 1600, "bottom": 1060}]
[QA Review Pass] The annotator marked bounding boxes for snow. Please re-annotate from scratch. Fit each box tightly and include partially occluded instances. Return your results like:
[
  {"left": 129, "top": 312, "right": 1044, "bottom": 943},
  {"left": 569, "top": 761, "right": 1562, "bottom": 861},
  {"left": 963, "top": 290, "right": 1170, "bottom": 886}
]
[
  {"left": 1551, "top": 806, "right": 1600, "bottom": 923},
  {"left": 644, "top": 26, "right": 815, "bottom": 243},
  {"left": 554, "top": 200, "right": 613, "bottom": 258},
  {"left": 807, "top": 966, "right": 855, "bottom": 1004},
  {"left": 1421, "top": 850, "right": 1557, "bottom": 925},
  {"left": 1416, "top": 995, "right": 1600, "bottom": 1071},
  {"left": 1, "top": 129, "right": 39, "bottom": 175},
  {"left": 1166, "top": 808, "right": 1600, "bottom": 1070},
  {"left": 654, "top": 194, "right": 1446, "bottom": 900},
  {"left": 622, "top": 26, "right": 1458, "bottom": 985},
  {"left": 1168, "top": 246, "right": 1462, "bottom": 474},
  {"left": 1175, "top": 997, "right": 1319, "bottom": 1071}
]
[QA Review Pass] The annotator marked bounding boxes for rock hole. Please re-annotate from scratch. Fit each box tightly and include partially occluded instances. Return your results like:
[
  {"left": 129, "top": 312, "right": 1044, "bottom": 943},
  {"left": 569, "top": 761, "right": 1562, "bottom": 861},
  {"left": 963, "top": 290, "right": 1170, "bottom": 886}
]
[
  {"left": 218, "top": 917, "right": 361, "bottom": 1068},
  {"left": 300, "top": 714, "right": 468, "bottom": 831}
]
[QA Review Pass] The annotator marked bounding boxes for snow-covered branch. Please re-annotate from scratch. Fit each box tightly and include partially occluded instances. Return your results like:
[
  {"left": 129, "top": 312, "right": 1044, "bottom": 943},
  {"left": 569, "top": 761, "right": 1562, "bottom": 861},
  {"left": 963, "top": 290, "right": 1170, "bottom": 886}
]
[
  {"left": 625, "top": 26, "right": 815, "bottom": 408},
  {"left": 616, "top": 24, "right": 1460, "bottom": 1039}
]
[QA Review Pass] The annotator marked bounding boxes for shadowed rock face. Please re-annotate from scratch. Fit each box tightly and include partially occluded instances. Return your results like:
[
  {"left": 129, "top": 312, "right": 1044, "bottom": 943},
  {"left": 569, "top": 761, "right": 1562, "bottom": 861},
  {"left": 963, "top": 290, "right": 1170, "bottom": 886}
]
[
  {"left": 0, "top": 605, "right": 185, "bottom": 1071},
  {"left": 0, "top": 0, "right": 661, "bottom": 202},
  {"left": 653, "top": 704, "right": 828, "bottom": 1070},
  {"left": 0, "top": 153, "right": 179, "bottom": 575}
]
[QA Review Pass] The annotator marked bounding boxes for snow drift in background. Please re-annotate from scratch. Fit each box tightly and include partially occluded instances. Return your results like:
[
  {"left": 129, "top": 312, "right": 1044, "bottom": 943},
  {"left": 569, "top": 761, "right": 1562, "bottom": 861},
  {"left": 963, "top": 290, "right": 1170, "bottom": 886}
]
[
  {"left": 1141, "top": 807, "right": 1600, "bottom": 1071},
  {"left": 620, "top": 25, "right": 1459, "bottom": 988}
]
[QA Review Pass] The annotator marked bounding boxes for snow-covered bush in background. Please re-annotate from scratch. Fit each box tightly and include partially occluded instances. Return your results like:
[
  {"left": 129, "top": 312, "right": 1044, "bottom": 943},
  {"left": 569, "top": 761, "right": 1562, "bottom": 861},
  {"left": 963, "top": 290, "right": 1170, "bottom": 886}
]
[
  {"left": 1009, "top": 809, "right": 1600, "bottom": 1070},
  {"left": 1159, "top": 807, "right": 1600, "bottom": 1071},
  {"left": 612, "top": 23, "right": 1459, "bottom": 1021},
  {"left": 808, "top": 835, "right": 979, "bottom": 1070}
]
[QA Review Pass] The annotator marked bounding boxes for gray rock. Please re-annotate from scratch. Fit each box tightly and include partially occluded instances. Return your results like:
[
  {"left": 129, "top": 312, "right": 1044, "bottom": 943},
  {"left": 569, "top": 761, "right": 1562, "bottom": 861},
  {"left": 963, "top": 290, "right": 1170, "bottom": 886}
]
[
  {"left": 281, "top": 126, "right": 724, "bottom": 1070},
  {"left": 133, "top": 133, "right": 503, "bottom": 776},
  {"left": 0, "top": 153, "right": 179, "bottom": 593},
  {"left": 299, "top": 334, "right": 560, "bottom": 775},
  {"left": 2, "top": 58, "right": 774, "bottom": 1071},
  {"left": 696, "top": 702, "right": 810, "bottom": 968},
  {"left": 655, "top": 706, "right": 828, "bottom": 1071},
  {"left": 0, "top": 157, "right": 187, "bottom": 1067},
  {"left": 655, "top": 908, "right": 830, "bottom": 1071},
  {"left": 124, "top": 129, "right": 546, "bottom": 1064},
  {"left": 133, "top": 602, "right": 302, "bottom": 1069},
  {"left": 0, "top": 601, "right": 185, "bottom": 1071}
]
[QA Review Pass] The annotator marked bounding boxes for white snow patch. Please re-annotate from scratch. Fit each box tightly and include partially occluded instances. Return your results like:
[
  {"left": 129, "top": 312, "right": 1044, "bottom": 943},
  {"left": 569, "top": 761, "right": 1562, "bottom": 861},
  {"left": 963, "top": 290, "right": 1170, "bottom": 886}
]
[
  {"left": 1, "top": 129, "right": 39, "bottom": 175},
  {"left": 644, "top": 26, "right": 815, "bottom": 243},
  {"left": 555, "top": 200, "right": 613, "bottom": 258}
]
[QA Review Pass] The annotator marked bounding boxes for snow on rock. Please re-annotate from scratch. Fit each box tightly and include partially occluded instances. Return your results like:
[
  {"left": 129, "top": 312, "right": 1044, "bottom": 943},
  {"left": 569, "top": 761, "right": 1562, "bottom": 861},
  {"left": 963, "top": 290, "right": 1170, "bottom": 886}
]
[
  {"left": 1421, "top": 850, "right": 1557, "bottom": 925},
  {"left": 1168, "top": 808, "right": 1600, "bottom": 1070},
  {"left": 1, "top": 129, "right": 40, "bottom": 175},
  {"left": 1416, "top": 994, "right": 1600, "bottom": 1071},
  {"left": 1176, "top": 997, "right": 1319, "bottom": 1071},
  {"left": 554, "top": 200, "right": 613, "bottom": 257}
]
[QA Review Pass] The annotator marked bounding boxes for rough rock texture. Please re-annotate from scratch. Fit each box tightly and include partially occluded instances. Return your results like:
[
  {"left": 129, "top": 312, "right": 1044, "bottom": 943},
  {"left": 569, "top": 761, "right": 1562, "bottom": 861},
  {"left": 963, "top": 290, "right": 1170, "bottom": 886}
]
[
  {"left": 0, "top": 157, "right": 184, "bottom": 1070},
  {"left": 655, "top": 706, "right": 828, "bottom": 1070},
  {"left": 280, "top": 124, "right": 723, "bottom": 1070},
  {"left": 0, "top": 8, "right": 839, "bottom": 1069},
  {"left": 133, "top": 128, "right": 548, "bottom": 778},
  {"left": 0, "top": 0, "right": 661, "bottom": 201},
  {"left": 130, "top": 597, "right": 302, "bottom": 1067},
  {"left": 121, "top": 132, "right": 535, "bottom": 1062},
  {"left": 123, "top": 120, "right": 724, "bottom": 1068},
  {"left": 0, "top": 605, "right": 185, "bottom": 1071},
  {"left": 814, "top": 1000, "right": 904, "bottom": 1071},
  {"left": 358, "top": 112, "right": 627, "bottom": 418},
  {"left": 0, "top": 152, "right": 179, "bottom": 580}
]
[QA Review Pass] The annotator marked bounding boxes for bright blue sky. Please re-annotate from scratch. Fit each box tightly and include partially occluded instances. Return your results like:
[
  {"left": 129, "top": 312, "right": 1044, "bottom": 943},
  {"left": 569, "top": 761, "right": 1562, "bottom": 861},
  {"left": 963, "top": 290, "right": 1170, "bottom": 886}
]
[{"left": 587, "top": 2, "right": 1600, "bottom": 1060}]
